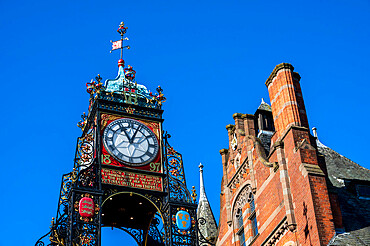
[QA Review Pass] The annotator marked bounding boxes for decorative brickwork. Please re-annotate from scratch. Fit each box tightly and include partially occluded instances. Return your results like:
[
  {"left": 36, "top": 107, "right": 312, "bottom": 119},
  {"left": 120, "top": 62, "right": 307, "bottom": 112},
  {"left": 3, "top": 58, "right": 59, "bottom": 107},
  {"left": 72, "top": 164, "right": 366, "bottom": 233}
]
[{"left": 216, "top": 63, "right": 340, "bottom": 246}]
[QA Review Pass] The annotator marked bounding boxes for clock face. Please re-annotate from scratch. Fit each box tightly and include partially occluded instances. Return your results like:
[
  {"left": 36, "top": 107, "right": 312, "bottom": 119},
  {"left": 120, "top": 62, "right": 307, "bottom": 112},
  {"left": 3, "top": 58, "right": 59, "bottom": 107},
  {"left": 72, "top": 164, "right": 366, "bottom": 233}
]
[{"left": 103, "top": 118, "right": 159, "bottom": 166}]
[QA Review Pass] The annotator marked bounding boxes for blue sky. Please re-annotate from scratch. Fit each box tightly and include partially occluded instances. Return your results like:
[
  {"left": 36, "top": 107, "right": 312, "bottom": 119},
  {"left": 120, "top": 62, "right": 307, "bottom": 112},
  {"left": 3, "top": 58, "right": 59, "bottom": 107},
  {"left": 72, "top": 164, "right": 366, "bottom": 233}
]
[{"left": 1, "top": 0, "right": 370, "bottom": 245}]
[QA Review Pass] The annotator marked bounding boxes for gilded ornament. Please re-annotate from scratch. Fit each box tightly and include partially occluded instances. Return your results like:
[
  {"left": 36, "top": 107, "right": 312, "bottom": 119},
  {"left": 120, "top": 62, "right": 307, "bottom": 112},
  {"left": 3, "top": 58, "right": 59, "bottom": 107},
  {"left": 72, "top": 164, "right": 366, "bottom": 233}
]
[
  {"left": 125, "top": 106, "right": 135, "bottom": 114},
  {"left": 191, "top": 186, "right": 197, "bottom": 202},
  {"left": 101, "top": 114, "right": 121, "bottom": 128}
]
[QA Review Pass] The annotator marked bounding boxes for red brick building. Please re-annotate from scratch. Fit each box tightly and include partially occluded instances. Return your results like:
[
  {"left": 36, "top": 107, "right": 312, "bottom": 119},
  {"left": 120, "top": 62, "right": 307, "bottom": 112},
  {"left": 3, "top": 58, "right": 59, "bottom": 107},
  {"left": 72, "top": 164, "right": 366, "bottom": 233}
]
[{"left": 215, "top": 63, "right": 370, "bottom": 246}]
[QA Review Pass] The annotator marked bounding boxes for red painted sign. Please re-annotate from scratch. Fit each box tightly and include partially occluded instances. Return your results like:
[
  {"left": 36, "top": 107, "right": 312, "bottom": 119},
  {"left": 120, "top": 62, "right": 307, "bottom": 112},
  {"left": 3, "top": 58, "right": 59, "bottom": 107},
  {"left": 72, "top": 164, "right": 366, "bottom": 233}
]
[
  {"left": 101, "top": 168, "right": 163, "bottom": 192},
  {"left": 79, "top": 197, "right": 95, "bottom": 218}
]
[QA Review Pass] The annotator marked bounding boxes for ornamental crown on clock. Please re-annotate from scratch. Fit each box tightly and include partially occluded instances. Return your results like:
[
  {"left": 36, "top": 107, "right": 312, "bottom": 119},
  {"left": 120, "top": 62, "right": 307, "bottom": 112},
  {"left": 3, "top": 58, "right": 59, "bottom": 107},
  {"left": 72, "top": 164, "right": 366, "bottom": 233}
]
[{"left": 103, "top": 118, "right": 159, "bottom": 166}]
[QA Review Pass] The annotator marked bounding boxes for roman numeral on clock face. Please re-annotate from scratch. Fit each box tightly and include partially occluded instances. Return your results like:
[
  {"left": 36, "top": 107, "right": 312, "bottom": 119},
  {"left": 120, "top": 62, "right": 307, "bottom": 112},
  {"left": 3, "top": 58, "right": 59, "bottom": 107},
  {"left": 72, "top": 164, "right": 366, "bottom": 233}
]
[{"left": 146, "top": 152, "right": 154, "bottom": 158}]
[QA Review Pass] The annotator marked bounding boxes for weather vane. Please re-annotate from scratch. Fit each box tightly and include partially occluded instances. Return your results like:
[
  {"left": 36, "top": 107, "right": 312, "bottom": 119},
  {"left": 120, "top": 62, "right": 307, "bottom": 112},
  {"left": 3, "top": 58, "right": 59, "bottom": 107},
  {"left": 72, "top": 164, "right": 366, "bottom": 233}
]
[{"left": 110, "top": 21, "right": 130, "bottom": 59}]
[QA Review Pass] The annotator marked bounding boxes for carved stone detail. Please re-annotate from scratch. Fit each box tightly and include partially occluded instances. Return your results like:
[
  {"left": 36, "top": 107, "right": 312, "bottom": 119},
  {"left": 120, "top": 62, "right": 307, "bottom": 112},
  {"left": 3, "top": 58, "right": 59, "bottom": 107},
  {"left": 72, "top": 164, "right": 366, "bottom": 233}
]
[
  {"left": 227, "top": 158, "right": 248, "bottom": 193},
  {"left": 232, "top": 185, "right": 253, "bottom": 216},
  {"left": 263, "top": 219, "right": 289, "bottom": 246}
]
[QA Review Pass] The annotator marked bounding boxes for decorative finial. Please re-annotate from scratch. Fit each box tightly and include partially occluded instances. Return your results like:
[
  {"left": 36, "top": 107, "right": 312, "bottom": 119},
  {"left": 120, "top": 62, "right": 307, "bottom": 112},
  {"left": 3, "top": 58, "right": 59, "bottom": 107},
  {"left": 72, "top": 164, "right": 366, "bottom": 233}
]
[
  {"left": 77, "top": 112, "right": 88, "bottom": 130},
  {"left": 49, "top": 217, "right": 55, "bottom": 229},
  {"left": 155, "top": 86, "right": 166, "bottom": 106},
  {"left": 95, "top": 74, "right": 102, "bottom": 83},
  {"left": 111, "top": 21, "right": 130, "bottom": 60},
  {"left": 199, "top": 163, "right": 203, "bottom": 171},
  {"left": 312, "top": 126, "right": 326, "bottom": 148},
  {"left": 261, "top": 98, "right": 266, "bottom": 104},
  {"left": 124, "top": 65, "right": 136, "bottom": 81},
  {"left": 86, "top": 76, "right": 105, "bottom": 100},
  {"left": 117, "top": 21, "right": 128, "bottom": 36},
  {"left": 118, "top": 59, "right": 125, "bottom": 67},
  {"left": 199, "top": 162, "right": 207, "bottom": 202},
  {"left": 147, "top": 86, "right": 166, "bottom": 109},
  {"left": 312, "top": 127, "right": 317, "bottom": 138},
  {"left": 191, "top": 186, "right": 197, "bottom": 203}
]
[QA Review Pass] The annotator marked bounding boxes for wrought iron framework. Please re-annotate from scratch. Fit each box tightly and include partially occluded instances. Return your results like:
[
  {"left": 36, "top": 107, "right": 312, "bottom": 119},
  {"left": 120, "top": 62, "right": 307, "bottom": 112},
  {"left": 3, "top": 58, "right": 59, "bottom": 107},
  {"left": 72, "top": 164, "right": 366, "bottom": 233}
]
[
  {"left": 36, "top": 81, "right": 201, "bottom": 246},
  {"left": 197, "top": 217, "right": 217, "bottom": 246},
  {"left": 35, "top": 21, "right": 220, "bottom": 246}
]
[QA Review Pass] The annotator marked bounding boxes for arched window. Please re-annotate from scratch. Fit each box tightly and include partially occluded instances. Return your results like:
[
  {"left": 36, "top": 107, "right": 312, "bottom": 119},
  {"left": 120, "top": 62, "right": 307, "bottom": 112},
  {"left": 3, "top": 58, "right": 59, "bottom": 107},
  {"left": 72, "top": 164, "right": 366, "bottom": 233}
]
[
  {"left": 233, "top": 185, "right": 259, "bottom": 245},
  {"left": 236, "top": 208, "right": 246, "bottom": 246},
  {"left": 248, "top": 194, "right": 258, "bottom": 237}
]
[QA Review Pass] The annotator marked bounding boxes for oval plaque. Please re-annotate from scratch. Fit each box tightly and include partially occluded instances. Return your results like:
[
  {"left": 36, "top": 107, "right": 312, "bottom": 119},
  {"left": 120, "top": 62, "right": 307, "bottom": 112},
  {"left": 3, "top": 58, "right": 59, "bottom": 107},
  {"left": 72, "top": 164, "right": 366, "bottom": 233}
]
[
  {"left": 79, "top": 197, "right": 95, "bottom": 218},
  {"left": 175, "top": 211, "right": 191, "bottom": 230}
]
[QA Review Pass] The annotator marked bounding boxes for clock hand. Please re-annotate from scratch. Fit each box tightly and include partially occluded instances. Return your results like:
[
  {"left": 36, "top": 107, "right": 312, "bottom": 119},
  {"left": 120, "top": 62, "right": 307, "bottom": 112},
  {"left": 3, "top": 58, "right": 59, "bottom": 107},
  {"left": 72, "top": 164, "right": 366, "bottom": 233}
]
[
  {"left": 130, "top": 126, "right": 142, "bottom": 144},
  {"left": 121, "top": 128, "right": 132, "bottom": 142},
  {"left": 136, "top": 137, "right": 146, "bottom": 144}
]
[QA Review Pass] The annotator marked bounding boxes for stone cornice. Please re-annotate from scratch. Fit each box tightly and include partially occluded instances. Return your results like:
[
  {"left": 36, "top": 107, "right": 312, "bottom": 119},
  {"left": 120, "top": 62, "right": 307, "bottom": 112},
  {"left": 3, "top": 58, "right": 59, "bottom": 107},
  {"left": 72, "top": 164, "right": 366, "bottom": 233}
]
[
  {"left": 300, "top": 163, "right": 325, "bottom": 177},
  {"left": 225, "top": 124, "right": 235, "bottom": 132},
  {"left": 241, "top": 113, "right": 254, "bottom": 120},
  {"left": 232, "top": 113, "right": 244, "bottom": 119},
  {"left": 265, "top": 63, "right": 294, "bottom": 87},
  {"left": 219, "top": 149, "right": 229, "bottom": 155}
]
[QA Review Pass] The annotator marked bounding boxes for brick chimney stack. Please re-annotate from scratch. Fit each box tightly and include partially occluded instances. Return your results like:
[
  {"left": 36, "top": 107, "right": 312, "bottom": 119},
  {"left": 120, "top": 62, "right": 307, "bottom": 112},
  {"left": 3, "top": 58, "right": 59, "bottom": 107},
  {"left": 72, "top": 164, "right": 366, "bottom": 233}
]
[
  {"left": 265, "top": 63, "right": 308, "bottom": 137},
  {"left": 217, "top": 63, "right": 337, "bottom": 246}
]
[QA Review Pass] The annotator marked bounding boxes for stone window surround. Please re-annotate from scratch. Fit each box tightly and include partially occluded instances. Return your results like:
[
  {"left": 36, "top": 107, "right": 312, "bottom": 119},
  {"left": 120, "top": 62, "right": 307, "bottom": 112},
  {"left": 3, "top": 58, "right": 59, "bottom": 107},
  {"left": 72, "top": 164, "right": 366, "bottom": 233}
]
[{"left": 232, "top": 184, "right": 259, "bottom": 246}]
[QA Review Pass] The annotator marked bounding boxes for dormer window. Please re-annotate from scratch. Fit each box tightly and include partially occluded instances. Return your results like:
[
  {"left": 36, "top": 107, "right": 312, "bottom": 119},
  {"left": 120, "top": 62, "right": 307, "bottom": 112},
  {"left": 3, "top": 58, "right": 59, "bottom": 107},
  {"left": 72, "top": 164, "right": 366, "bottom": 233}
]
[{"left": 254, "top": 98, "right": 275, "bottom": 134}]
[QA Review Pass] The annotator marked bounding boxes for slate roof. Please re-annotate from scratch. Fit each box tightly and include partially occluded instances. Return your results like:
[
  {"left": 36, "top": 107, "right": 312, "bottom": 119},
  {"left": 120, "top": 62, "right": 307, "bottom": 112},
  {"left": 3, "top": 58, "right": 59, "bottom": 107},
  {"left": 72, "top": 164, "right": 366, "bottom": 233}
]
[
  {"left": 318, "top": 140, "right": 370, "bottom": 187},
  {"left": 258, "top": 130, "right": 273, "bottom": 155},
  {"left": 257, "top": 98, "right": 272, "bottom": 112},
  {"left": 328, "top": 227, "right": 370, "bottom": 246},
  {"left": 316, "top": 138, "right": 370, "bottom": 246}
]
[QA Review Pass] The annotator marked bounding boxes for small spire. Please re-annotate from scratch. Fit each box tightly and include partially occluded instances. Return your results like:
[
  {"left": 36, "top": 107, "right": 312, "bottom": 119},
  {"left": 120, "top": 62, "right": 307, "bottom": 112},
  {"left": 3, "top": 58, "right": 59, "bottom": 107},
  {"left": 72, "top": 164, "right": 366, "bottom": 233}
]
[
  {"left": 197, "top": 163, "right": 218, "bottom": 242},
  {"left": 257, "top": 98, "right": 272, "bottom": 112},
  {"left": 199, "top": 163, "right": 207, "bottom": 202}
]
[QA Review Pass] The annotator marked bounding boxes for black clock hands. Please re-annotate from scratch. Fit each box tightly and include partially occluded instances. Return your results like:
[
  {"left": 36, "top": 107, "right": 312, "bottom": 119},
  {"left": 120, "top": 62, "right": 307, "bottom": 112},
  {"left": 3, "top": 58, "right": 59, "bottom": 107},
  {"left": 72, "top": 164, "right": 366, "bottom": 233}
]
[
  {"left": 103, "top": 118, "right": 159, "bottom": 166},
  {"left": 130, "top": 125, "right": 142, "bottom": 143},
  {"left": 120, "top": 124, "right": 131, "bottom": 142}
]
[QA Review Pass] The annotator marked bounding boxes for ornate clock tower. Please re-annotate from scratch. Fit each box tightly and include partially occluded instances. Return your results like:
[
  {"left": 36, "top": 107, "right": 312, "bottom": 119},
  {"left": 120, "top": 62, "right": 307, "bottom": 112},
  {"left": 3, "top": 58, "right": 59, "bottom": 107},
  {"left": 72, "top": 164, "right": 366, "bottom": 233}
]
[{"left": 36, "top": 22, "right": 200, "bottom": 246}]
